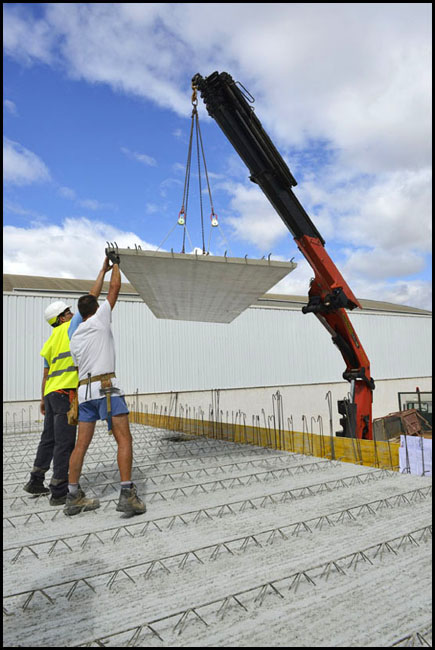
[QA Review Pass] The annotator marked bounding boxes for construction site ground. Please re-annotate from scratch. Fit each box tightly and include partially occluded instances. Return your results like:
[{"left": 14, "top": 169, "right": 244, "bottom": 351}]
[{"left": 3, "top": 423, "right": 432, "bottom": 647}]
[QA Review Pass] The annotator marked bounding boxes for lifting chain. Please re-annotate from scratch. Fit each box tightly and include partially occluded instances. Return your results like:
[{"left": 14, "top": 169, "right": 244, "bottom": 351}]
[{"left": 178, "top": 83, "right": 218, "bottom": 254}]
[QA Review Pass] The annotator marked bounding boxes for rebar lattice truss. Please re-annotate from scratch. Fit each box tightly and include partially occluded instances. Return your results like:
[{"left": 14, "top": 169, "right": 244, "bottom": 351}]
[
  {"left": 3, "top": 466, "right": 401, "bottom": 528},
  {"left": 4, "top": 491, "right": 432, "bottom": 604},
  {"left": 43, "top": 524, "right": 431, "bottom": 646}
]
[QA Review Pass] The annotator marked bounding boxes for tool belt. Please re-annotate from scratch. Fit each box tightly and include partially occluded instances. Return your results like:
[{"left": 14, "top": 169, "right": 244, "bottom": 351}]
[
  {"left": 78, "top": 372, "right": 116, "bottom": 434},
  {"left": 78, "top": 372, "right": 116, "bottom": 389}
]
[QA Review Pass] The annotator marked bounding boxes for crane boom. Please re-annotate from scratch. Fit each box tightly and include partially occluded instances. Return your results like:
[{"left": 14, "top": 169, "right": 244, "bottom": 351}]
[{"left": 192, "top": 71, "right": 375, "bottom": 440}]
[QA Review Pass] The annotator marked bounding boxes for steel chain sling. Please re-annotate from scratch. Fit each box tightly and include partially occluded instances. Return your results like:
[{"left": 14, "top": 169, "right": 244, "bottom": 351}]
[{"left": 178, "top": 84, "right": 218, "bottom": 254}]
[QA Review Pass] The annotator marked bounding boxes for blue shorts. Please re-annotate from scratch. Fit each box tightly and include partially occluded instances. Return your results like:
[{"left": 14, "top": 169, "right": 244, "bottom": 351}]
[{"left": 78, "top": 396, "right": 129, "bottom": 422}]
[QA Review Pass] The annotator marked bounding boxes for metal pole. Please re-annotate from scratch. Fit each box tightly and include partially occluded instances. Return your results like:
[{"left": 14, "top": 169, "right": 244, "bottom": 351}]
[
  {"left": 325, "top": 391, "right": 335, "bottom": 460},
  {"left": 287, "top": 415, "right": 294, "bottom": 452},
  {"left": 416, "top": 386, "right": 422, "bottom": 413},
  {"left": 302, "top": 415, "right": 308, "bottom": 455},
  {"left": 403, "top": 433, "right": 411, "bottom": 473},
  {"left": 372, "top": 423, "right": 380, "bottom": 468},
  {"left": 318, "top": 415, "right": 325, "bottom": 459},
  {"left": 420, "top": 435, "right": 426, "bottom": 476}
]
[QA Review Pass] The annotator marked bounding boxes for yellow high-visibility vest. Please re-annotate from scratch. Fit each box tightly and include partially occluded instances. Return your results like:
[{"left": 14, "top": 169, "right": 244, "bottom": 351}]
[{"left": 40, "top": 321, "right": 78, "bottom": 395}]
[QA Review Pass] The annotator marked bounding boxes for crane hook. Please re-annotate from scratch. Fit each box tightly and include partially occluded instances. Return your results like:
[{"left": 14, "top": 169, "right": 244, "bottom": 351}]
[{"left": 191, "top": 84, "right": 198, "bottom": 109}]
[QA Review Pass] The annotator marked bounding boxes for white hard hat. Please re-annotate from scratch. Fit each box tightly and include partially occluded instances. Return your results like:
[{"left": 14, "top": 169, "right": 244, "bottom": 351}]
[{"left": 44, "top": 300, "right": 71, "bottom": 325}]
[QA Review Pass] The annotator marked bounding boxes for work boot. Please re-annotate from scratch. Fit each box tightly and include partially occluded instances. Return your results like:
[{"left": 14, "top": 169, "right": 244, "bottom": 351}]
[
  {"left": 116, "top": 483, "right": 146, "bottom": 515},
  {"left": 23, "top": 480, "right": 49, "bottom": 496},
  {"left": 49, "top": 494, "right": 67, "bottom": 506},
  {"left": 63, "top": 487, "right": 100, "bottom": 516}
]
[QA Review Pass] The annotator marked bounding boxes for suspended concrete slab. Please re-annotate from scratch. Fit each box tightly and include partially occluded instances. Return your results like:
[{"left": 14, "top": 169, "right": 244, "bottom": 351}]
[{"left": 113, "top": 248, "right": 297, "bottom": 323}]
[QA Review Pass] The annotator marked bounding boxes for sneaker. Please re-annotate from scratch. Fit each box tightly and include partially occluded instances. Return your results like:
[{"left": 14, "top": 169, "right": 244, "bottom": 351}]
[
  {"left": 49, "top": 494, "right": 67, "bottom": 506},
  {"left": 23, "top": 480, "right": 49, "bottom": 496},
  {"left": 116, "top": 483, "right": 146, "bottom": 515},
  {"left": 63, "top": 487, "right": 100, "bottom": 516}
]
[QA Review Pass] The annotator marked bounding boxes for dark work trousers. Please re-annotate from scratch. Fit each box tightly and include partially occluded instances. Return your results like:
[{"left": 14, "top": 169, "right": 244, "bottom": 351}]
[{"left": 30, "top": 391, "right": 77, "bottom": 498}]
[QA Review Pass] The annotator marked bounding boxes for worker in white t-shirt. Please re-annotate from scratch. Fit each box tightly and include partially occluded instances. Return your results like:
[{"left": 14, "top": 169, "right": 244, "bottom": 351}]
[{"left": 64, "top": 255, "right": 145, "bottom": 517}]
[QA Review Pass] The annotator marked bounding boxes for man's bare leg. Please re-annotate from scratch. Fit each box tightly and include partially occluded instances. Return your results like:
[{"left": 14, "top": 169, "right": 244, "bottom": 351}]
[
  {"left": 68, "top": 421, "right": 96, "bottom": 484},
  {"left": 112, "top": 415, "right": 145, "bottom": 514},
  {"left": 64, "top": 420, "right": 100, "bottom": 515},
  {"left": 111, "top": 414, "right": 133, "bottom": 482}
]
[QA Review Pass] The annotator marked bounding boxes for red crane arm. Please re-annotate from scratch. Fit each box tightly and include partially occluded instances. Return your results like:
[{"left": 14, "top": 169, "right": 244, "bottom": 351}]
[{"left": 192, "top": 71, "right": 375, "bottom": 439}]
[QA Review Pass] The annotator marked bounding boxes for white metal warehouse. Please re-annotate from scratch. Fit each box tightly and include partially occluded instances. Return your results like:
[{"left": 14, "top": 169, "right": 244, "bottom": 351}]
[{"left": 3, "top": 274, "right": 432, "bottom": 433}]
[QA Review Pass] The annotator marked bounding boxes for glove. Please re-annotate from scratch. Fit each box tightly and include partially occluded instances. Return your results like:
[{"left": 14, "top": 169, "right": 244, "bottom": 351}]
[{"left": 106, "top": 250, "right": 120, "bottom": 265}]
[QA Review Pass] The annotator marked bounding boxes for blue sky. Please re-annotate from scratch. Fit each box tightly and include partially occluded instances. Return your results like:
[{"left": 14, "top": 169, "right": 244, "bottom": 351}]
[{"left": 3, "top": 3, "right": 432, "bottom": 309}]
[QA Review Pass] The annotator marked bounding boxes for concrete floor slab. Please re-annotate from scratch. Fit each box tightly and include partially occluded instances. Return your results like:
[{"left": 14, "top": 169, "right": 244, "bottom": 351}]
[
  {"left": 113, "top": 249, "right": 297, "bottom": 322},
  {"left": 3, "top": 424, "right": 432, "bottom": 647}
]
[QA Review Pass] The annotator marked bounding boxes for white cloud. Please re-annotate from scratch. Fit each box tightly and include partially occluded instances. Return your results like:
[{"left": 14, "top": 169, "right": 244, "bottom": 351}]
[
  {"left": 3, "top": 217, "right": 156, "bottom": 280},
  {"left": 57, "top": 186, "right": 114, "bottom": 212},
  {"left": 338, "top": 273, "right": 432, "bottom": 312},
  {"left": 3, "top": 6, "right": 55, "bottom": 65},
  {"left": 57, "top": 186, "right": 77, "bottom": 200},
  {"left": 341, "top": 247, "right": 425, "bottom": 281},
  {"left": 4, "top": 99, "right": 18, "bottom": 115},
  {"left": 121, "top": 146, "right": 157, "bottom": 167},
  {"left": 4, "top": 200, "right": 42, "bottom": 219},
  {"left": 374, "top": 281, "right": 432, "bottom": 312},
  {"left": 3, "top": 4, "right": 430, "bottom": 181},
  {"left": 145, "top": 203, "right": 160, "bottom": 215},
  {"left": 3, "top": 3, "right": 430, "bottom": 168},
  {"left": 27, "top": 3, "right": 191, "bottom": 114},
  {"left": 269, "top": 254, "right": 432, "bottom": 311},
  {"left": 3, "top": 138, "right": 51, "bottom": 185},
  {"left": 78, "top": 198, "right": 114, "bottom": 211},
  {"left": 172, "top": 162, "right": 186, "bottom": 174},
  {"left": 222, "top": 181, "right": 288, "bottom": 251},
  {"left": 334, "top": 168, "right": 432, "bottom": 253},
  {"left": 159, "top": 177, "right": 183, "bottom": 198}
]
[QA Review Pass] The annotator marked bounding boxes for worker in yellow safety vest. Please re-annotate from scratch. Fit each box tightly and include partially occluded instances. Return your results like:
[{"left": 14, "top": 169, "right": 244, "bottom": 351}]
[{"left": 23, "top": 262, "right": 112, "bottom": 505}]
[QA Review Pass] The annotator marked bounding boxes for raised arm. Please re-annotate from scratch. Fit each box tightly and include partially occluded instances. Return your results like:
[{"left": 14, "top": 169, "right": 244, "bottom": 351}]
[
  {"left": 107, "top": 262, "right": 121, "bottom": 310},
  {"left": 89, "top": 256, "right": 113, "bottom": 298}
]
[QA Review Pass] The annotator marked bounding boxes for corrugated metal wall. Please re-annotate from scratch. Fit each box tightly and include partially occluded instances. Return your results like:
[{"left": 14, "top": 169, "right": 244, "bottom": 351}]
[{"left": 3, "top": 294, "right": 432, "bottom": 401}]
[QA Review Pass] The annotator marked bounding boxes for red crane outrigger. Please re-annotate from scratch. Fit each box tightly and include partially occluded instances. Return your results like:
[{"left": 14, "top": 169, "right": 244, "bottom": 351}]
[{"left": 192, "top": 71, "right": 375, "bottom": 440}]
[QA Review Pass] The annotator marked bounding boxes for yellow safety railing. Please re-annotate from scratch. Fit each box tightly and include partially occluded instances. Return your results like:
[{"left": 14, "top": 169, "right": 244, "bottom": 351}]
[{"left": 129, "top": 410, "right": 399, "bottom": 471}]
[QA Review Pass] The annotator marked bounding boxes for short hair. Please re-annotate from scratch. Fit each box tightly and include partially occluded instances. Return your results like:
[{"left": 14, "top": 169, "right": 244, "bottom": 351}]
[{"left": 78, "top": 294, "right": 99, "bottom": 318}]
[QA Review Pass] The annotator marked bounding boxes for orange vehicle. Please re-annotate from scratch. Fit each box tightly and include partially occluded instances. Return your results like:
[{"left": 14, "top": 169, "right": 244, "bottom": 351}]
[{"left": 192, "top": 71, "right": 375, "bottom": 439}]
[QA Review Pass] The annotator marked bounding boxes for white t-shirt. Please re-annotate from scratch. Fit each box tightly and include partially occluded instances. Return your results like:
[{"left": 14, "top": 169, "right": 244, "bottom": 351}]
[{"left": 70, "top": 299, "right": 124, "bottom": 404}]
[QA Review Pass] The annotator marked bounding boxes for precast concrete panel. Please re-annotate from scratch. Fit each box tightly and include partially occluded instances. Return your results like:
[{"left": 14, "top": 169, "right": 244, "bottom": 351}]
[
  {"left": 114, "top": 249, "right": 297, "bottom": 323},
  {"left": 3, "top": 294, "right": 432, "bottom": 401}
]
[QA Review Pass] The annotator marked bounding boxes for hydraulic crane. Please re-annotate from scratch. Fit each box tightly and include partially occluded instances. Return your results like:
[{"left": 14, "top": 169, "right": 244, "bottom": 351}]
[{"left": 192, "top": 71, "right": 375, "bottom": 440}]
